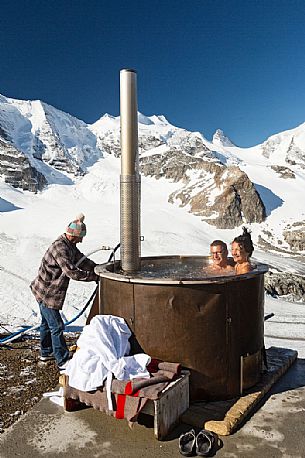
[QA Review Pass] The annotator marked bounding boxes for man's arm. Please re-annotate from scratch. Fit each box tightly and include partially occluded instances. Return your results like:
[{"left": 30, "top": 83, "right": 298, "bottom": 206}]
[
  {"left": 53, "top": 244, "right": 98, "bottom": 282},
  {"left": 74, "top": 248, "right": 96, "bottom": 271}
]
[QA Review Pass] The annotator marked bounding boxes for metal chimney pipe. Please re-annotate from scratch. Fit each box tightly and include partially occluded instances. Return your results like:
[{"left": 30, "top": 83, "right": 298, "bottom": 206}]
[{"left": 120, "top": 69, "right": 141, "bottom": 272}]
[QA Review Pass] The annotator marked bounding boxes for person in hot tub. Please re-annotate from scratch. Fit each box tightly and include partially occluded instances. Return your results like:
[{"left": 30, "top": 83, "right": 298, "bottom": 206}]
[
  {"left": 231, "top": 227, "right": 254, "bottom": 275},
  {"left": 208, "top": 240, "right": 234, "bottom": 273}
]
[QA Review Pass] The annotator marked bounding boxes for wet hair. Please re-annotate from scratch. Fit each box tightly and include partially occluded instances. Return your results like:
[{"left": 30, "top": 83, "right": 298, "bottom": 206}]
[
  {"left": 232, "top": 227, "right": 254, "bottom": 257},
  {"left": 210, "top": 240, "right": 228, "bottom": 254}
]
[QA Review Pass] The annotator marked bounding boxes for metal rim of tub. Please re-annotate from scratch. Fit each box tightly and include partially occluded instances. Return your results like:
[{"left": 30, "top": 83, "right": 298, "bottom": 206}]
[{"left": 95, "top": 255, "right": 268, "bottom": 285}]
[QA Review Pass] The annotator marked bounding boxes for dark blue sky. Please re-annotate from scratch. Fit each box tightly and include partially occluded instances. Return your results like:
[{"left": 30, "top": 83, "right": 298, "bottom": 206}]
[{"left": 1, "top": 0, "right": 305, "bottom": 146}]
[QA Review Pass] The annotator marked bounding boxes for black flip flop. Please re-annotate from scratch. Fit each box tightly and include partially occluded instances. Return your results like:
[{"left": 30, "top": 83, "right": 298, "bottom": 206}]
[
  {"left": 179, "top": 429, "right": 196, "bottom": 456},
  {"left": 195, "top": 429, "right": 217, "bottom": 456}
]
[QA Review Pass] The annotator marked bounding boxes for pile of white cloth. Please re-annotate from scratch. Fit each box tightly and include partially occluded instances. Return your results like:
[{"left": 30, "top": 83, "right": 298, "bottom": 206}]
[{"left": 65, "top": 315, "right": 151, "bottom": 409}]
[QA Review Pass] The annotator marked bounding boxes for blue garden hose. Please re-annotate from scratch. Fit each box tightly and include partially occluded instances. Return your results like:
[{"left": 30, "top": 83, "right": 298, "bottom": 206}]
[
  {"left": 0, "top": 325, "right": 32, "bottom": 343},
  {"left": 0, "top": 285, "right": 98, "bottom": 345}
]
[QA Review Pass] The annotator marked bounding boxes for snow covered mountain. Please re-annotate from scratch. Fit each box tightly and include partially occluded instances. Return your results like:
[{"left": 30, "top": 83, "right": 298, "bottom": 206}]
[
  {"left": 0, "top": 94, "right": 268, "bottom": 232},
  {"left": 0, "top": 92, "right": 305, "bottom": 335},
  {"left": 1, "top": 93, "right": 305, "bottom": 359},
  {"left": 0, "top": 94, "right": 103, "bottom": 190},
  {"left": 212, "top": 129, "right": 236, "bottom": 147},
  {"left": 0, "top": 93, "right": 304, "bottom": 261}
]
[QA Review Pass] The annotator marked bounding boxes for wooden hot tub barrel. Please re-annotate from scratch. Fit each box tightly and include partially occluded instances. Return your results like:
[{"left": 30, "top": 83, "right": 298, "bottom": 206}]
[{"left": 95, "top": 256, "right": 268, "bottom": 400}]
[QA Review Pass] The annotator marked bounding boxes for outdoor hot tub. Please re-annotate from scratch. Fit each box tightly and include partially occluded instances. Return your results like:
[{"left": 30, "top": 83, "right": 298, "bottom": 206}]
[{"left": 95, "top": 255, "right": 268, "bottom": 401}]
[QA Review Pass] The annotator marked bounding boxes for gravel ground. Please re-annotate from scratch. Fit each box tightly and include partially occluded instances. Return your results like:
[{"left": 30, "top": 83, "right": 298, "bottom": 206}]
[{"left": 0, "top": 334, "right": 79, "bottom": 433}]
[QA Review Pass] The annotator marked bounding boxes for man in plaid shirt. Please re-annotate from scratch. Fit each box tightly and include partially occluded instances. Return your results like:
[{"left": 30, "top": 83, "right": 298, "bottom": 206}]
[{"left": 30, "top": 213, "right": 99, "bottom": 370}]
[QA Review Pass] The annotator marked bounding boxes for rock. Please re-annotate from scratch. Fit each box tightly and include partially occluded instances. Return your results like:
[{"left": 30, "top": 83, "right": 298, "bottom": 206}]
[
  {"left": 139, "top": 135, "right": 165, "bottom": 152},
  {"left": 283, "top": 222, "right": 305, "bottom": 251},
  {"left": 286, "top": 137, "right": 305, "bottom": 169},
  {"left": 270, "top": 165, "right": 295, "bottom": 179},
  {"left": 0, "top": 140, "right": 47, "bottom": 192},
  {"left": 264, "top": 271, "right": 305, "bottom": 301},
  {"left": 140, "top": 150, "right": 266, "bottom": 229},
  {"left": 208, "top": 165, "right": 266, "bottom": 228}
]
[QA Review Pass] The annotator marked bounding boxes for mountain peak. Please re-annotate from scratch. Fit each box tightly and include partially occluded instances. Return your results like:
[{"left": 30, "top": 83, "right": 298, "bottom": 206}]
[
  {"left": 102, "top": 113, "right": 115, "bottom": 120},
  {"left": 138, "top": 112, "right": 154, "bottom": 125},
  {"left": 138, "top": 113, "right": 171, "bottom": 126},
  {"left": 212, "top": 129, "right": 235, "bottom": 147},
  {"left": 137, "top": 113, "right": 173, "bottom": 126},
  {"left": 149, "top": 114, "right": 170, "bottom": 125}
]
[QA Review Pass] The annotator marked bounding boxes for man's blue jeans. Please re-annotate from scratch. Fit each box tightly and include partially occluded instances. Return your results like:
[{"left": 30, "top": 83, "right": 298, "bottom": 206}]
[{"left": 39, "top": 302, "right": 69, "bottom": 366}]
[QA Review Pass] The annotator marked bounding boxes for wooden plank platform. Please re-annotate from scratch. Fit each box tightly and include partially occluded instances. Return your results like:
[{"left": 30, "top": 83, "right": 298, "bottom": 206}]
[
  {"left": 60, "top": 370, "right": 190, "bottom": 441},
  {"left": 181, "top": 346, "right": 298, "bottom": 436}
]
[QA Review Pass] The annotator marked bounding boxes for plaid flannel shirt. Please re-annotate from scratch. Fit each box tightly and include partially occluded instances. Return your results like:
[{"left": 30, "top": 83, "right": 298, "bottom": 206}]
[{"left": 30, "top": 234, "right": 97, "bottom": 310}]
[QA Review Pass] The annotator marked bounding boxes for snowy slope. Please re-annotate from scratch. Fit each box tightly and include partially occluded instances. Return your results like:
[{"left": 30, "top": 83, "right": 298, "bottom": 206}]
[
  {"left": 1, "top": 161, "right": 304, "bottom": 358},
  {"left": 0, "top": 155, "right": 219, "bottom": 330},
  {"left": 0, "top": 95, "right": 305, "bottom": 358},
  {"left": 1, "top": 93, "right": 304, "bottom": 253}
]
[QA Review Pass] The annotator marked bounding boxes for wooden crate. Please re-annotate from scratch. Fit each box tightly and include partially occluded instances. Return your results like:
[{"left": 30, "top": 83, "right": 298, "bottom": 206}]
[
  {"left": 140, "top": 370, "right": 190, "bottom": 440},
  {"left": 60, "top": 370, "right": 190, "bottom": 440}
]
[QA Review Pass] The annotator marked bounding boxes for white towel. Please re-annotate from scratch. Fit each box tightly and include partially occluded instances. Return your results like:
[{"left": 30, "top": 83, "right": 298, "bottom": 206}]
[{"left": 65, "top": 315, "right": 151, "bottom": 398}]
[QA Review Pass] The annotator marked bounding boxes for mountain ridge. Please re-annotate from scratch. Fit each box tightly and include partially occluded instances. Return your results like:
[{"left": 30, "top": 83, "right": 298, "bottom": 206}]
[{"left": 0, "top": 93, "right": 304, "bottom": 256}]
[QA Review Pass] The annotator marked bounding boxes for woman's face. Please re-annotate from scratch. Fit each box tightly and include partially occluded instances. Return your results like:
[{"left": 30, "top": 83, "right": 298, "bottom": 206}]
[{"left": 231, "top": 241, "right": 249, "bottom": 264}]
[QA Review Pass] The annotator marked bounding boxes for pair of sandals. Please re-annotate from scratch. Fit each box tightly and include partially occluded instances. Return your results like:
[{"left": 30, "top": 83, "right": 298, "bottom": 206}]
[{"left": 179, "top": 428, "right": 217, "bottom": 457}]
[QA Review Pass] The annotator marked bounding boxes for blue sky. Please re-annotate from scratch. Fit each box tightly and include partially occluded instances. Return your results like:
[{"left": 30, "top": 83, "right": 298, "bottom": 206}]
[{"left": 1, "top": 0, "right": 305, "bottom": 146}]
